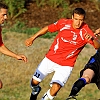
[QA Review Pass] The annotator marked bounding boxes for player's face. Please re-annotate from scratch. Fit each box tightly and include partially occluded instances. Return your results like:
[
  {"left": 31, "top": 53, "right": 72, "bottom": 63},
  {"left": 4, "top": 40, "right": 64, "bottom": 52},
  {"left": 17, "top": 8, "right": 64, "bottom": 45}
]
[
  {"left": 0, "top": 8, "right": 8, "bottom": 24},
  {"left": 72, "top": 13, "right": 84, "bottom": 29}
]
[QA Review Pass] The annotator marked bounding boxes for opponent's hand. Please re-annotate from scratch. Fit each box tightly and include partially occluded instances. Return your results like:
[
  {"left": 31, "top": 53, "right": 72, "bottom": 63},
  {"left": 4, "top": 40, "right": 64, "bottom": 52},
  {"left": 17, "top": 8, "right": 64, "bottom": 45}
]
[
  {"left": 16, "top": 55, "right": 27, "bottom": 62},
  {"left": 94, "top": 28, "right": 100, "bottom": 36},
  {"left": 84, "top": 33, "right": 93, "bottom": 41},
  {"left": 25, "top": 37, "right": 34, "bottom": 47}
]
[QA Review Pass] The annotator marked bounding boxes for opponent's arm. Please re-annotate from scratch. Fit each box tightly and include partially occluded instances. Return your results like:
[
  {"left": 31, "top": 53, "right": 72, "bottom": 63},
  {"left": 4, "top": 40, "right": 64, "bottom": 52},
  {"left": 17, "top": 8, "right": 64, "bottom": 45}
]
[
  {"left": 93, "top": 28, "right": 100, "bottom": 49},
  {"left": 0, "top": 45, "right": 27, "bottom": 62},
  {"left": 92, "top": 38, "right": 100, "bottom": 49},
  {"left": 25, "top": 26, "right": 48, "bottom": 46},
  {"left": 94, "top": 28, "right": 100, "bottom": 36},
  {"left": 84, "top": 32, "right": 100, "bottom": 49}
]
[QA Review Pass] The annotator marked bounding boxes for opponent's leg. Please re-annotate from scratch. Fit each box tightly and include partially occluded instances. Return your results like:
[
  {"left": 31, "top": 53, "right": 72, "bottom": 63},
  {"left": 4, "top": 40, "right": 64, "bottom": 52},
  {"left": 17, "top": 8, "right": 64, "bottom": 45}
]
[
  {"left": 41, "top": 82, "right": 61, "bottom": 100},
  {"left": 30, "top": 78, "right": 41, "bottom": 100},
  {"left": 69, "top": 78, "right": 86, "bottom": 97},
  {"left": 67, "top": 68, "right": 94, "bottom": 99}
]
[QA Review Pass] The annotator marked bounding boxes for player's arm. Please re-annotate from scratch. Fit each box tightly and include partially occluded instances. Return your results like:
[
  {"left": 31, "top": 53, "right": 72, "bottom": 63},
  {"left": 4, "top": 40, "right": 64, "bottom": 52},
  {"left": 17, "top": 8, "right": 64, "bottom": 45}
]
[
  {"left": 94, "top": 28, "right": 100, "bottom": 36},
  {"left": 84, "top": 26, "right": 100, "bottom": 49},
  {"left": 0, "top": 45, "right": 27, "bottom": 62},
  {"left": 92, "top": 38, "right": 100, "bottom": 49},
  {"left": 84, "top": 32, "right": 100, "bottom": 49},
  {"left": 93, "top": 28, "right": 100, "bottom": 49},
  {"left": 25, "top": 26, "right": 48, "bottom": 46}
]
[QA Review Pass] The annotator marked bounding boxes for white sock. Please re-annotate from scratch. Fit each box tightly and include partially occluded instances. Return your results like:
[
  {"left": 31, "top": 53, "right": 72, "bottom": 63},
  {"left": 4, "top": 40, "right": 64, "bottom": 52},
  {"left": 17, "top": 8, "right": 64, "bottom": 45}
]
[{"left": 41, "top": 89, "right": 55, "bottom": 100}]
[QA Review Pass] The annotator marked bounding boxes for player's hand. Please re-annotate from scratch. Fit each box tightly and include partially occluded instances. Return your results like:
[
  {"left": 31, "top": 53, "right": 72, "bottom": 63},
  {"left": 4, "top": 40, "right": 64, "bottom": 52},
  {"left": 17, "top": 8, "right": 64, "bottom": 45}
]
[
  {"left": 16, "top": 55, "right": 27, "bottom": 62},
  {"left": 84, "top": 33, "right": 93, "bottom": 41},
  {"left": 94, "top": 28, "right": 100, "bottom": 36},
  {"left": 25, "top": 37, "right": 34, "bottom": 47}
]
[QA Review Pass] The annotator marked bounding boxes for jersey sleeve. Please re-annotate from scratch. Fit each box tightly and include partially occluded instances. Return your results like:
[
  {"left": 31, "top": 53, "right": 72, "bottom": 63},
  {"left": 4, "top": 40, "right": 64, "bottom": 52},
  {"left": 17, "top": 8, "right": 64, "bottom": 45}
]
[
  {"left": 48, "top": 19, "right": 66, "bottom": 33},
  {"left": 0, "top": 27, "right": 4, "bottom": 46}
]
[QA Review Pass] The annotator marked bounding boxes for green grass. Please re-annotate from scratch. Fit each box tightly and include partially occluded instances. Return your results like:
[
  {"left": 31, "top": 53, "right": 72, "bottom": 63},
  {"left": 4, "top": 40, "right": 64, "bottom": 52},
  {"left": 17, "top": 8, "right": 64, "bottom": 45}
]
[{"left": 0, "top": 32, "right": 100, "bottom": 100}]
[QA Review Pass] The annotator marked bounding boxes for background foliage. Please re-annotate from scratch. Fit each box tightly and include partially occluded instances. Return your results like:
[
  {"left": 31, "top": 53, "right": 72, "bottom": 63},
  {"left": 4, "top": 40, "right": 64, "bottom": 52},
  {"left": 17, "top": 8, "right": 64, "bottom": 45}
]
[
  {"left": 0, "top": 0, "right": 100, "bottom": 22},
  {"left": 0, "top": 0, "right": 100, "bottom": 38},
  {"left": 1, "top": 0, "right": 26, "bottom": 21}
]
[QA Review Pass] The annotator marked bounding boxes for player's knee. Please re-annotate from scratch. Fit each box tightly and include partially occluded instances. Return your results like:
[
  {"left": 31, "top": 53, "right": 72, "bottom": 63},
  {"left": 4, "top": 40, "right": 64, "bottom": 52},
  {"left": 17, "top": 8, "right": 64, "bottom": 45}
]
[
  {"left": 50, "top": 82, "right": 62, "bottom": 96},
  {"left": 82, "top": 75, "right": 91, "bottom": 84},
  {"left": 31, "top": 78, "right": 40, "bottom": 86},
  {"left": 52, "top": 82, "right": 61, "bottom": 89}
]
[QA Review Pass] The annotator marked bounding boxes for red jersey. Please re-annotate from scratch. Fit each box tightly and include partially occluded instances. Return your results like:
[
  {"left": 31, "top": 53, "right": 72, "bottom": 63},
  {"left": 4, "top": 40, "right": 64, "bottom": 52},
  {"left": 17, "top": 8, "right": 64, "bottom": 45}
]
[
  {"left": 46, "top": 19, "right": 95, "bottom": 66},
  {"left": 0, "top": 27, "right": 4, "bottom": 46}
]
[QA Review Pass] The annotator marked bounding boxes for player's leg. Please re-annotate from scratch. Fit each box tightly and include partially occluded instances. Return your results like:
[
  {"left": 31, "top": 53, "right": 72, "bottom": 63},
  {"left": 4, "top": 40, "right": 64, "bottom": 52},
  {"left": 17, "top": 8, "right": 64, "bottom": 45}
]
[
  {"left": 41, "top": 83, "right": 61, "bottom": 100},
  {"left": 30, "top": 57, "right": 54, "bottom": 100},
  {"left": 66, "top": 54, "right": 97, "bottom": 100},
  {"left": 41, "top": 65, "right": 73, "bottom": 100},
  {"left": 30, "top": 78, "right": 41, "bottom": 100},
  {"left": 68, "top": 68, "right": 94, "bottom": 98}
]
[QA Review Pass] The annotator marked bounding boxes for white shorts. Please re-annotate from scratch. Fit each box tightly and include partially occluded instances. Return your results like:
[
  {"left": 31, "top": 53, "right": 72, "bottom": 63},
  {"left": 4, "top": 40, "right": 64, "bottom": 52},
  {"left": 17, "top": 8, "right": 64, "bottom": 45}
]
[{"left": 32, "top": 57, "right": 73, "bottom": 86}]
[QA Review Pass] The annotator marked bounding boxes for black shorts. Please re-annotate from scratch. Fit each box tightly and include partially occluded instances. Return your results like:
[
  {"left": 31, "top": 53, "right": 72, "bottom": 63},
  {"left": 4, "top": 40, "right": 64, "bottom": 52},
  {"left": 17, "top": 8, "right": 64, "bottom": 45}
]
[{"left": 80, "top": 48, "right": 100, "bottom": 89}]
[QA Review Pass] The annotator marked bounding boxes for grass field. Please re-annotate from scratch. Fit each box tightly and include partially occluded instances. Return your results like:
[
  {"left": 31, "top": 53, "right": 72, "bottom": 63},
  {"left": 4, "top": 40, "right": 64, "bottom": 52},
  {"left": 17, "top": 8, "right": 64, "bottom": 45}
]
[{"left": 0, "top": 32, "right": 100, "bottom": 100}]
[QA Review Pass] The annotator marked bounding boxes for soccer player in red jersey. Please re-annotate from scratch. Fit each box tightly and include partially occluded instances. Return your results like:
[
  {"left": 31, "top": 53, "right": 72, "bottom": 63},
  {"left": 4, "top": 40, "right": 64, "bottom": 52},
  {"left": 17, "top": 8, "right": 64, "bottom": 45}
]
[
  {"left": 0, "top": 3, "right": 27, "bottom": 89},
  {"left": 25, "top": 8, "right": 100, "bottom": 100}
]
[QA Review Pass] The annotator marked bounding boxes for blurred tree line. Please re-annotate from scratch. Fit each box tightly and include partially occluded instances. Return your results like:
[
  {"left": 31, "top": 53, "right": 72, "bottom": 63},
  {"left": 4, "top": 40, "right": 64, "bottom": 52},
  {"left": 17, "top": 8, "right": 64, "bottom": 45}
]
[
  {"left": 0, "top": 0, "right": 100, "bottom": 35},
  {"left": 0, "top": 0, "right": 100, "bottom": 23}
]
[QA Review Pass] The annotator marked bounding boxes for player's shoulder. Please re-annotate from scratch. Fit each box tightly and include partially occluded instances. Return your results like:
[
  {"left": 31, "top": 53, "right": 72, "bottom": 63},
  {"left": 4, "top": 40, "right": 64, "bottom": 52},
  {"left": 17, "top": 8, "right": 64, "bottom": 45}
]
[
  {"left": 57, "top": 18, "right": 72, "bottom": 24},
  {"left": 81, "top": 22, "right": 90, "bottom": 29}
]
